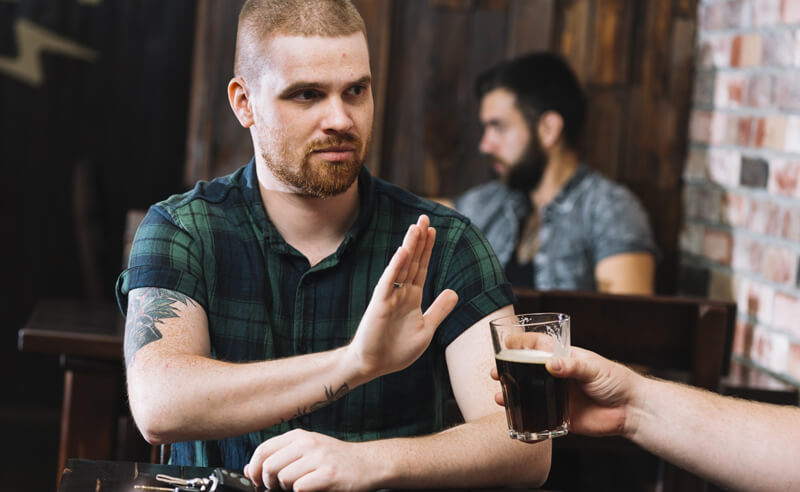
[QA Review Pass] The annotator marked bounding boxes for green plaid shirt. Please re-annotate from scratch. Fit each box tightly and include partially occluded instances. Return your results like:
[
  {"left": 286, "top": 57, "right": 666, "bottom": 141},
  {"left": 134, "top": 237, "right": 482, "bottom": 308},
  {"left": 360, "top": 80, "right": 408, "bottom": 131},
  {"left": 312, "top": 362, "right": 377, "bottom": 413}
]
[{"left": 116, "top": 159, "right": 514, "bottom": 469}]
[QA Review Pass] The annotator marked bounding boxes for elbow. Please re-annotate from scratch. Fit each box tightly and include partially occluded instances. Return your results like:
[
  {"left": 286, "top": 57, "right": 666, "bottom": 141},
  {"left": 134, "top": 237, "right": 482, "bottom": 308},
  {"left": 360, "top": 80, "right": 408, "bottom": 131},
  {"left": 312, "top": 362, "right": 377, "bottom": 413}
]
[
  {"left": 128, "top": 384, "right": 183, "bottom": 446},
  {"left": 131, "top": 403, "right": 175, "bottom": 446},
  {"left": 139, "top": 427, "right": 167, "bottom": 447}
]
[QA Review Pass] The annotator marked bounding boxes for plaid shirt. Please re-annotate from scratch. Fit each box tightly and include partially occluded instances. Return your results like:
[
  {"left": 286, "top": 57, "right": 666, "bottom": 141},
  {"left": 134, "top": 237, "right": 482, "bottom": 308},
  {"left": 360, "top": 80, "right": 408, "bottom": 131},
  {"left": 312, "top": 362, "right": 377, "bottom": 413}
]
[{"left": 116, "top": 159, "right": 514, "bottom": 469}]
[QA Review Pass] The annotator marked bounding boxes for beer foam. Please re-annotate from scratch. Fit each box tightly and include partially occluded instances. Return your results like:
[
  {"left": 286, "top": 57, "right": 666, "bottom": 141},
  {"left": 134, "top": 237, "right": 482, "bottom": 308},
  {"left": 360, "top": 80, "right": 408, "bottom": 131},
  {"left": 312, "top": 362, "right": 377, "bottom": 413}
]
[{"left": 495, "top": 348, "right": 553, "bottom": 364}]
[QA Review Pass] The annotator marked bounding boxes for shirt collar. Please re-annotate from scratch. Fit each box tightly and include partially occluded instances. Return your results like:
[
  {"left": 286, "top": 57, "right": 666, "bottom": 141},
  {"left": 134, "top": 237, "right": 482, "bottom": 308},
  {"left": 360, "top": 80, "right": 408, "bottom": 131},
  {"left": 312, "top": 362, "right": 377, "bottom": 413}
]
[
  {"left": 541, "top": 163, "right": 590, "bottom": 216},
  {"left": 242, "top": 158, "right": 375, "bottom": 258}
]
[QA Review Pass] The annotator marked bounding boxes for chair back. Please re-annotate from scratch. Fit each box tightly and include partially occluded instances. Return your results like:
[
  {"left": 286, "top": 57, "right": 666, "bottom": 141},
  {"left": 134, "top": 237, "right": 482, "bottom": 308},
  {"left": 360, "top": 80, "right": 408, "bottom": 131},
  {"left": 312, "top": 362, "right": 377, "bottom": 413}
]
[
  {"left": 513, "top": 287, "right": 735, "bottom": 390},
  {"left": 513, "top": 287, "right": 736, "bottom": 492}
]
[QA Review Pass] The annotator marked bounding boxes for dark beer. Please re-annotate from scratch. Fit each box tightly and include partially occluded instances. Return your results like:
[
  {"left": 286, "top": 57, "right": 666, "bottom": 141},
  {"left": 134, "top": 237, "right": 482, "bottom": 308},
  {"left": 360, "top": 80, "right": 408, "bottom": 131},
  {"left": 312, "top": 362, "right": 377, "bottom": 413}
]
[{"left": 495, "top": 349, "right": 568, "bottom": 439}]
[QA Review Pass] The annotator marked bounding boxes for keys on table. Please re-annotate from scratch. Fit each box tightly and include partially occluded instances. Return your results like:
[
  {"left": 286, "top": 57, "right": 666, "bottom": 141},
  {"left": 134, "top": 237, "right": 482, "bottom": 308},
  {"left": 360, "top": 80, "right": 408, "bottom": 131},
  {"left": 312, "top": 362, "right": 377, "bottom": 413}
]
[{"left": 134, "top": 468, "right": 257, "bottom": 492}]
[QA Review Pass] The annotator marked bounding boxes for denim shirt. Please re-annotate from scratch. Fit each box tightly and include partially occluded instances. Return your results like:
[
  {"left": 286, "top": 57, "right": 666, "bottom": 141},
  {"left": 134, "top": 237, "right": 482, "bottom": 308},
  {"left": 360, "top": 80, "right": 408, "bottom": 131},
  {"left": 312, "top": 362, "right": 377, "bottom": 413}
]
[{"left": 453, "top": 165, "right": 658, "bottom": 291}]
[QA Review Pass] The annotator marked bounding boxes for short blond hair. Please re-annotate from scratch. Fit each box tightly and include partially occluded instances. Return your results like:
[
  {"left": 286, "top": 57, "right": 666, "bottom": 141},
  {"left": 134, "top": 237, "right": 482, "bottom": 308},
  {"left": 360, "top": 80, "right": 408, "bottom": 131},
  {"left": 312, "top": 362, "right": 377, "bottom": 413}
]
[{"left": 234, "top": 0, "right": 367, "bottom": 84}]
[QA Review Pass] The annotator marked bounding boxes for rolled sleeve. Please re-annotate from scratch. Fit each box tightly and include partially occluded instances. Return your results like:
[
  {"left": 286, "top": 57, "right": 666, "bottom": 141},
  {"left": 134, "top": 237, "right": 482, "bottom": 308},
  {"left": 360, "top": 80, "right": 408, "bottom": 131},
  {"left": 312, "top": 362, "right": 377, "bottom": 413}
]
[
  {"left": 115, "top": 206, "right": 208, "bottom": 315},
  {"left": 588, "top": 185, "right": 659, "bottom": 263}
]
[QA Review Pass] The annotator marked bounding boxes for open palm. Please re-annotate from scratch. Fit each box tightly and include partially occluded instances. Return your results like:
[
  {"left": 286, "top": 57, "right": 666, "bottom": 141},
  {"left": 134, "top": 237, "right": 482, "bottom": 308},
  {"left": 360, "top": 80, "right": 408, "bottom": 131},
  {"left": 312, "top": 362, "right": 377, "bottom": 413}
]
[{"left": 349, "top": 215, "right": 458, "bottom": 378}]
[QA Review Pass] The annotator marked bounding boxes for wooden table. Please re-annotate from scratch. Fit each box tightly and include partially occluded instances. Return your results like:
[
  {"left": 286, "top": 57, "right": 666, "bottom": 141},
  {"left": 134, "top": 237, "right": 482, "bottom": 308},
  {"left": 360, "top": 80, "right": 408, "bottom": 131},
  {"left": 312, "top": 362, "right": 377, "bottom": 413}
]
[
  {"left": 17, "top": 299, "right": 128, "bottom": 484},
  {"left": 57, "top": 459, "right": 547, "bottom": 492},
  {"left": 59, "top": 459, "right": 216, "bottom": 492}
]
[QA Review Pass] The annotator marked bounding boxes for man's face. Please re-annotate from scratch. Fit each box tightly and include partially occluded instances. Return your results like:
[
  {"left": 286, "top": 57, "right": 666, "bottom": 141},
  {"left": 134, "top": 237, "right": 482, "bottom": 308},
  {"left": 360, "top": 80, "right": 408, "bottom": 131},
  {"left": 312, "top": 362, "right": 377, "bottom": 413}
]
[
  {"left": 478, "top": 88, "right": 546, "bottom": 193},
  {"left": 248, "top": 32, "right": 373, "bottom": 197}
]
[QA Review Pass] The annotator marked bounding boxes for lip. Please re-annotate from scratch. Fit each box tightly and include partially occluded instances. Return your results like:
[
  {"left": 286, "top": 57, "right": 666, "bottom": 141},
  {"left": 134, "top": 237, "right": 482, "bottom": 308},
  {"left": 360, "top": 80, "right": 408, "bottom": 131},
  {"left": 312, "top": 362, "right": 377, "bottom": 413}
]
[{"left": 313, "top": 146, "right": 357, "bottom": 162}]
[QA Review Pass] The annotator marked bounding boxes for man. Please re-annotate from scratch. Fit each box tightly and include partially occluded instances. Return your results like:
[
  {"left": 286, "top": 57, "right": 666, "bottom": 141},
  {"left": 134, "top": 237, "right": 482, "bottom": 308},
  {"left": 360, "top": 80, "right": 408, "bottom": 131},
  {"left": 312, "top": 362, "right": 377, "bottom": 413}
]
[
  {"left": 115, "top": 1, "right": 550, "bottom": 490},
  {"left": 492, "top": 344, "right": 800, "bottom": 491},
  {"left": 448, "top": 52, "right": 658, "bottom": 293}
]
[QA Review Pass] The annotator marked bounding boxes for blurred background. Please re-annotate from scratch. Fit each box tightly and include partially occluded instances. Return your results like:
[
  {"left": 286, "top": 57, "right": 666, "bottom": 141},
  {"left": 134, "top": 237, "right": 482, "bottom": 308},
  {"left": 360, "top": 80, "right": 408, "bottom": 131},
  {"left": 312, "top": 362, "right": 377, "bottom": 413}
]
[{"left": 2, "top": 0, "right": 800, "bottom": 490}]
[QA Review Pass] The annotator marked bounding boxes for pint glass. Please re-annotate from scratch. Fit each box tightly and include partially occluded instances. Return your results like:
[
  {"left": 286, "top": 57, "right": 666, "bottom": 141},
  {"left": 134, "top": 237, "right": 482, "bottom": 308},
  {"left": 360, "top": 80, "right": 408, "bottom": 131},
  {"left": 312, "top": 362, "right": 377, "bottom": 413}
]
[{"left": 490, "top": 312, "right": 570, "bottom": 441}]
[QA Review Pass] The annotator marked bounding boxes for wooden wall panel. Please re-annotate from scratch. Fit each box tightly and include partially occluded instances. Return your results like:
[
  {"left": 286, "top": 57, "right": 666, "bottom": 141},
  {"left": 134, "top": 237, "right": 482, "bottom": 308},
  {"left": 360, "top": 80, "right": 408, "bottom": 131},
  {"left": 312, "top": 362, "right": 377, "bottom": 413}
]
[
  {"left": 381, "top": 0, "right": 508, "bottom": 196},
  {"left": 583, "top": 88, "right": 627, "bottom": 179},
  {"left": 506, "top": 0, "right": 555, "bottom": 56},
  {"left": 184, "top": 0, "right": 248, "bottom": 185},
  {"left": 352, "top": 0, "right": 392, "bottom": 178},
  {"left": 1, "top": 1, "right": 197, "bottom": 488},
  {"left": 559, "top": 0, "right": 592, "bottom": 82},
  {"left": 180, "top": 0, "right": 698, "bottom": 293},
  {"left": 588, "top": 0, "right": 634, "bottom": 85}
]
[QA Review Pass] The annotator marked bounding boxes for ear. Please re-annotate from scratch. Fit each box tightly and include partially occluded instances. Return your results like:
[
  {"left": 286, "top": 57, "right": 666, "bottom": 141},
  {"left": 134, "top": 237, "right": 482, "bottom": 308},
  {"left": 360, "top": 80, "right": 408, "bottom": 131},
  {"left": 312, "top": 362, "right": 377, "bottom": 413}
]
[
  {"left": 537, "top": 111, "right": 564, "bottom": 150},
  {"left": 228, "top": 77, "right": 254, "bottom": 128}
]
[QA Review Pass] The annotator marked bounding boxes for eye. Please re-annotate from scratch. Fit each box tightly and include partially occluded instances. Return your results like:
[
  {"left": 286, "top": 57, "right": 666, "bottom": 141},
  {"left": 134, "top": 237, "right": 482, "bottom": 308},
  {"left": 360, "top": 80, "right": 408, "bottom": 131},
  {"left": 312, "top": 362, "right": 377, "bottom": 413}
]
[
  {"left": 346, "top": 84, "right": 367, "bottom": 97},
  {"left": 292, "top": 89, "right": 322, "bottom": 101}
]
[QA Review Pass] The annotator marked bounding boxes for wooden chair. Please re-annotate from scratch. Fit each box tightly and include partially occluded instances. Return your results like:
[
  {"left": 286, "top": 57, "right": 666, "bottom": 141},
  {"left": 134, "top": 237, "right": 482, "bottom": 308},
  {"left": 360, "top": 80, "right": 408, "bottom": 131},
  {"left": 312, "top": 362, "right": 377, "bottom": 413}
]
[
  {"left": 18, "top": 210, "right": 153, "bottom": 484},
  {"left": 513, "top": 287, "right": 736, "bottom": 492}
]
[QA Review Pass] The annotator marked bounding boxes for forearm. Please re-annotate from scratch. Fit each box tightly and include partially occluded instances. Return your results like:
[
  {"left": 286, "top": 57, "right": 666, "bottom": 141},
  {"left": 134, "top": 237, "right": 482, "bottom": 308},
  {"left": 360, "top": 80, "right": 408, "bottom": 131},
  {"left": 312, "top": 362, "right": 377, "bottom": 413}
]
[
  {"left": 128, "top": 346, "right": 368, "bottom": 444},
  {"left": 362, "top": 412, "right": 550, "bottom": 489},
  {"left": 628, "top": 377, "right": 800, "bottom": 491}
]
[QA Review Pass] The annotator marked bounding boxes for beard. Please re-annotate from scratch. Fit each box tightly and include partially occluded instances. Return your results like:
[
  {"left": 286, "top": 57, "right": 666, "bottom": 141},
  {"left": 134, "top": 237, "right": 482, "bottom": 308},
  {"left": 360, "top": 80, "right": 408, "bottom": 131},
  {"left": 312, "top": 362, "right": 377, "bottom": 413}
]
[
  {"left": 500, "top": 135, "right": 547, "bottom": 194},
  {"left": 261, "top": 131, "right": 369, "bottom": 198}
]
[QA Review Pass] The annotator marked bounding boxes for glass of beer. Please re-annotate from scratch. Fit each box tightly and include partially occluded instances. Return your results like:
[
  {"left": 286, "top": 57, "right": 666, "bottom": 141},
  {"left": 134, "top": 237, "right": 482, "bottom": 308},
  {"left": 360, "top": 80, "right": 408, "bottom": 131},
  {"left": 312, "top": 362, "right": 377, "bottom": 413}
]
[{"left": 490, "top": 312, "right": 570, "bottom": 441}]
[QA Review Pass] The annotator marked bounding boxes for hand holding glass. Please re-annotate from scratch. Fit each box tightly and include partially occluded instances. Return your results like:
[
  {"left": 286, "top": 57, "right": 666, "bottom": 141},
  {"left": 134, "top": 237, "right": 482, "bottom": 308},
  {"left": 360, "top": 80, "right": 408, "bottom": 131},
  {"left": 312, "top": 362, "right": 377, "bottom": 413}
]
[{"left": 490, "top": 312, "right": 570, "bottom": 441}]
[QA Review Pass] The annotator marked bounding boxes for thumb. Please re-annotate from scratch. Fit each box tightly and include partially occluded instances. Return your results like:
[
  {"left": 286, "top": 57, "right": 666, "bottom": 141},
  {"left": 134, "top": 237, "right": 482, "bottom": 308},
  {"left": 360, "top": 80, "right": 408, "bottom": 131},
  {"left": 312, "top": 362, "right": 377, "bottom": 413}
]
[
  {"left": 422, "top": 289, "right": 458, "bottom": 330},
  {"left": 547, "top": 355, "right": 602, "bottom": 384}
]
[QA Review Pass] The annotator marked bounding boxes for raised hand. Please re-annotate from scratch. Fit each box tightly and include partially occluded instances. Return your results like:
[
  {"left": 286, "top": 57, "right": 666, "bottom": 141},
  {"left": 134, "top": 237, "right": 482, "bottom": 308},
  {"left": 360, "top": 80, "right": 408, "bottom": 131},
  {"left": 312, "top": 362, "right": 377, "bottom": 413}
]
[{"left": 347, "top": 214, "right": 458, "bottom": 379}]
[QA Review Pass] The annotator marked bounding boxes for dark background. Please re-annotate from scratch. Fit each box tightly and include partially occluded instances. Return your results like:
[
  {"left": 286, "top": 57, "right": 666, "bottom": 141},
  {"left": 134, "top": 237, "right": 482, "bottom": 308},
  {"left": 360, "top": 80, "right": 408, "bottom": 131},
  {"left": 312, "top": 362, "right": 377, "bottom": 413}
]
[
  {"left": 0, "top": 1, "right": 696, "bottom": 490},
  {"left": 1, "top": 1, "right": 196, "bottom": 489}
]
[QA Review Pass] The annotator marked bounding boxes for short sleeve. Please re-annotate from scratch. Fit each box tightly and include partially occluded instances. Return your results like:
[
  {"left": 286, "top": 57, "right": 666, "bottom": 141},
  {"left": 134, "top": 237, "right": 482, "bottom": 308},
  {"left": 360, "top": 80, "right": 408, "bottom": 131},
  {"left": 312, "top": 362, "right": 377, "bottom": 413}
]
[
  {"left": 433, "top": 221, "right": 515, "bottom": 348},
  {"left": 587, "top": 184, "right": 659, "bottom": 264},
  {"left": 115, "top": 206, "right": 208, "bottom": 316}
]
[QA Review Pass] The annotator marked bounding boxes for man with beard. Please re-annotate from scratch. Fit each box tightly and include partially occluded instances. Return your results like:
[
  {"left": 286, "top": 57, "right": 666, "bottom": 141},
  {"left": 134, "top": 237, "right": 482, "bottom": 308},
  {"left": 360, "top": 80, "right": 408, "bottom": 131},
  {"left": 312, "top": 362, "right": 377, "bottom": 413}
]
[
  {"left": 115, "top": 1, "right": 550, "bottom": 490},
  {"left": 450, "top": 52, "right": 657, "bottom": 293}
]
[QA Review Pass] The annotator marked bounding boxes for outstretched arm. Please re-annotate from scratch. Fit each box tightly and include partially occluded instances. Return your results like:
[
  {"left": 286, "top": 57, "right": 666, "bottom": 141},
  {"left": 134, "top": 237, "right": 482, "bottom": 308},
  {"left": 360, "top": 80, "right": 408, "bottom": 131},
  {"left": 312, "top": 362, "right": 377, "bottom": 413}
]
[
  {"left": 245, "top": 306, "right": 551, "bottom": 491},
  {"left": 125, "top": 215, "right": 458, "bottom": 445},
  {"left": 498, "top": 346, "right": 800, "bottom": 492}
]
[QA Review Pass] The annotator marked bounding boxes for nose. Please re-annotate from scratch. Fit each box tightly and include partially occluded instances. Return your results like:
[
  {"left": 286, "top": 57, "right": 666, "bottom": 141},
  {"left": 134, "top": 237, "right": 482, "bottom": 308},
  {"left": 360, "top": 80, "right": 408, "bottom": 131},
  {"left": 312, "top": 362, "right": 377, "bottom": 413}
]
[
  {"left": 322, "top": 97, "right": 354, "bottom": 134},
  {"left": 479, "top": 129, "right": 495, "bottom": 155}
]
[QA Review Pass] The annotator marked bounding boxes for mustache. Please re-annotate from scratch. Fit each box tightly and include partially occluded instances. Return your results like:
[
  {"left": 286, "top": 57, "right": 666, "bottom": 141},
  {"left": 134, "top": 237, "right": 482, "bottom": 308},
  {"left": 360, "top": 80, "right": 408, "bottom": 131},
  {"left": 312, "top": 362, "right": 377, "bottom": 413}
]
[{"left": 306, "top": 133, "right": 361, "bottom": 153}]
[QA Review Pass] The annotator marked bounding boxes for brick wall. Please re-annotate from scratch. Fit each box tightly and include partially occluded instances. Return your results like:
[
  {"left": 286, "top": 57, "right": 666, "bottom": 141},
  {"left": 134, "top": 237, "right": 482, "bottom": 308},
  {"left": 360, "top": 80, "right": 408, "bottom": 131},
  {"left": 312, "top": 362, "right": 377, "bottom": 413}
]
[{"left": 682, "top": 0, "right": 800, "bottom": 385}]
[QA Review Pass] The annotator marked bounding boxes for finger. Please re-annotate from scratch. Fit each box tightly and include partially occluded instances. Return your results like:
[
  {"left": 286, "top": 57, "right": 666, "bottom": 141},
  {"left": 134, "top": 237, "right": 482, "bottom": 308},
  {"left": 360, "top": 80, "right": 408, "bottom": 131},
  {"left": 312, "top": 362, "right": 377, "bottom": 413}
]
[
  {"left": 396, "top": 223, "right": 421, "bottom": 284},
  {"left": 525, "top": 333, "right": 555, "bottom": 351},
  {"left": 261, "top": 445, "right": 305, "bottom": 491},
  {"left": 422, "top": 289, "right": 458, "bottom": 330},
  {"left": 403, "top": 218, "right": 428, "bottom": 286},
  {"left": 275, "top": 457, "right": 317, "bottom": 492},
  {"left": 374, "top": 245, "right": 410, "bottom": 300},
  {"left": 504, "top": 332, "right": 553, "bottom": 351},
  {"left": 245, "top": 432, "right": 295, "bottom": 487},
  {"left": 505, "top": 333, "right": 523, "bottom": 349},
  {"left": 291, "top": 468, "right": 333, "bottom": 492},
  {"left": 411, "top": 227, "right": 436, "bottom": 287},
  {"left": 490, "top": 367, "right": 498, "bottom": 380},
  {"left": 546, "top": 355, "right": 602, "bottom": 384},
  {"left": 494, "top": 391, "right": 505, "bottom": 406}
]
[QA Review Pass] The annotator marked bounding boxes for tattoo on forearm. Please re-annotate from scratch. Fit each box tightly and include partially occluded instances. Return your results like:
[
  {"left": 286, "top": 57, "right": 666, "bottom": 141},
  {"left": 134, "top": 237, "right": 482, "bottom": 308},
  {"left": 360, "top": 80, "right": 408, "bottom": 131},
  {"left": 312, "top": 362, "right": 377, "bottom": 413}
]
[
  {"left": 124, "top": 288, "right": 195, "bottom": 367},
  {"left": 280, "top": 383, "right": 351, "bottom": 423}
]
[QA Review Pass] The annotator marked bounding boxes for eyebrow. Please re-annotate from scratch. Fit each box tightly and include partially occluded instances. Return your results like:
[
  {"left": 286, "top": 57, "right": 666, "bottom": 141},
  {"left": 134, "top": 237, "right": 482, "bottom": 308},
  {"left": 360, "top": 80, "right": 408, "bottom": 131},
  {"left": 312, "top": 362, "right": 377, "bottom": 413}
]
[{"left": 278, "top": 75, "right": 372, "bottom": 99}]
